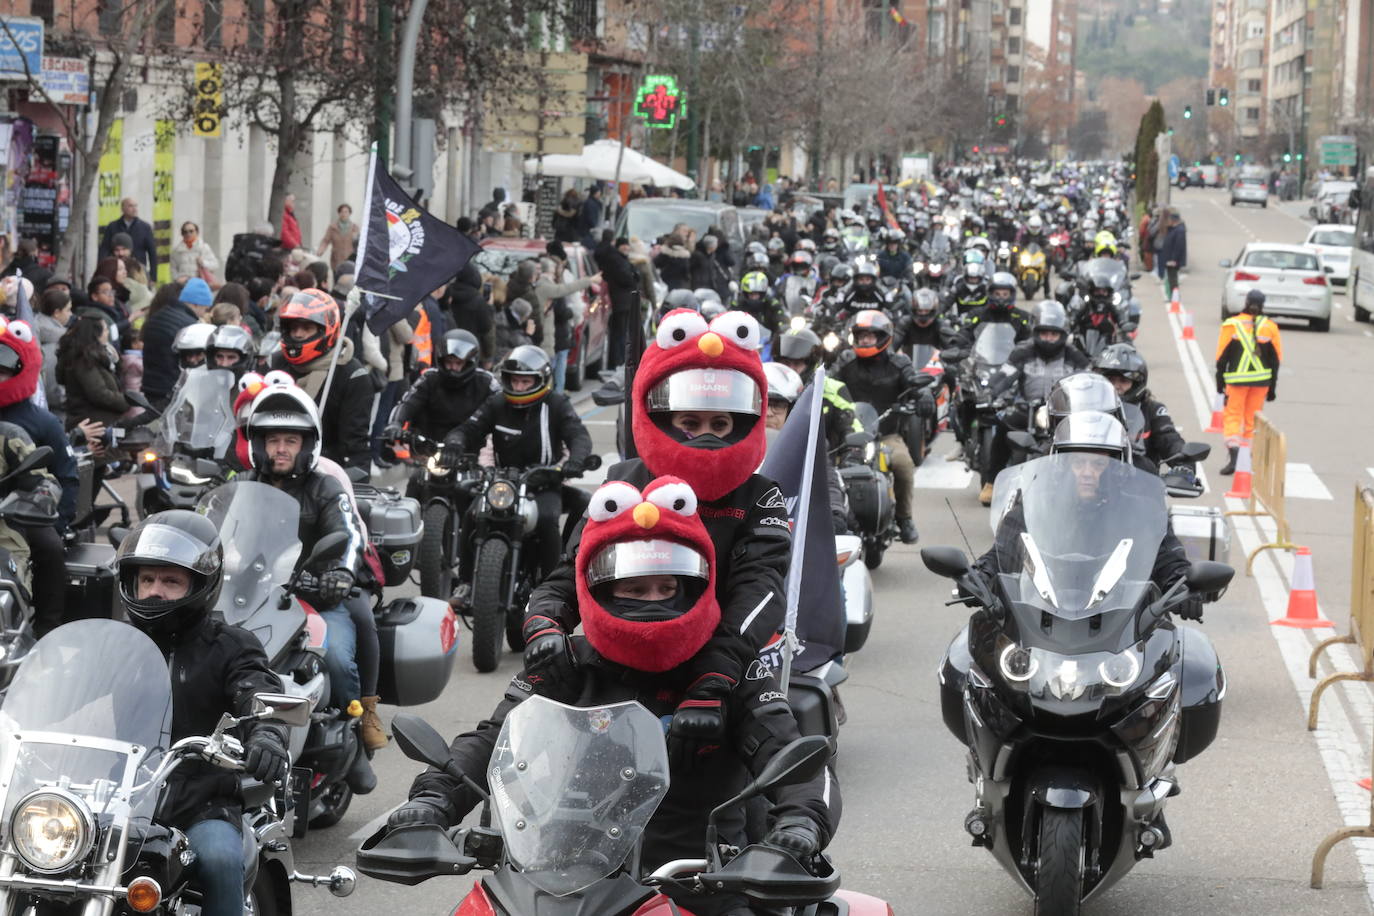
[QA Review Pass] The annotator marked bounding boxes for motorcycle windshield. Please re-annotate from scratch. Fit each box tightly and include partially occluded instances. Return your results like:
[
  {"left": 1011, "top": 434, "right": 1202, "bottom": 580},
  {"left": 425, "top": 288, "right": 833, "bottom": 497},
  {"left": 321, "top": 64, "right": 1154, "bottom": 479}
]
[
  {"left": 154, "top": 367, "right": 237, "bottom": 459},
  {"left": 197, "top": 481, "right": 303, "bottom": 626},
  {"left": 490, "top": 696, "right": 670, "bottom": 897},
  {"left": 996, "top": 454, "right": 1167, "bottom": 620},
  {"left": 973, "top": 323, "right": 1016, "bottom": 366},
  {"left": 0, "top": 620, "right": 171, "bottom": 827}
]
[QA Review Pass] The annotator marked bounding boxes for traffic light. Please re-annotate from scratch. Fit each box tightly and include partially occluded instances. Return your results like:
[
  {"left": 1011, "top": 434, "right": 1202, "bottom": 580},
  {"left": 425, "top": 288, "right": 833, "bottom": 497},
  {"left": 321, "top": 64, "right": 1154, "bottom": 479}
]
[
  {"left": 1206, "top": 88, "right": 1216, "bottom": 106},
  {"left": 1283, "top": 152, "right": 1292, "bottom": 163},
  {"left": 1183, "top": 106, "right": 1192, "bottom": 119},
  {"left": 1296, "top": 152, "right": 1304, "bottom": 161},
  {"left": 1234, "top": 152, "right": 1242, "bottom": 161},
  {"left": 972, "top": 145, "right": 980, "bottom": 153},
  {"left": 995, "top": 115, "right": 1007, "bottom": 127},
  {"left": 1218, "top": 88, "right": 1229, "bottom": 107}
]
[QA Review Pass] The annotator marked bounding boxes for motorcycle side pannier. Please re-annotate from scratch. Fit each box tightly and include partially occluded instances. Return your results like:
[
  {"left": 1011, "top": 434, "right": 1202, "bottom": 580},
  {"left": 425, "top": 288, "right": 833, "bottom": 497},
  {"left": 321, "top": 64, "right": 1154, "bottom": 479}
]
[
  {"left": 840, "top": 464, "right": 894, "bottom": 534},
  {"left": 376, "top": 596, "right": 459, "bottom": 706},
  {"left": 1174, "top": 625, "right": 1224, "bottom": 764},
  {"left": 1169, "top": 506, "right": 1231, "bottom": 565},
  {"left": 357, "top": 486, "right": 423, "bottom": 586},
  {"left": 64, "top": 542, "right": 117, "bottom": 621}
]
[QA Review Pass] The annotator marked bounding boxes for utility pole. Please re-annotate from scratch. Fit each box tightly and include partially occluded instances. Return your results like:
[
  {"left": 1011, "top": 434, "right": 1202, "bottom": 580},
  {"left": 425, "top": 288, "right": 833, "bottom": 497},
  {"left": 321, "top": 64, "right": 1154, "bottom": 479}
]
[
  {"left": 375, "top": 0, "right": 394, "bottom": 166},
  {"left": 392, "top": 0, "right": 431, "bottom": 185},
  {"left": 685, "top": 18, "right": 701, "bottom": 195},
  {"left": 810, "top": 0, "right": 823, "bottom": 189}
]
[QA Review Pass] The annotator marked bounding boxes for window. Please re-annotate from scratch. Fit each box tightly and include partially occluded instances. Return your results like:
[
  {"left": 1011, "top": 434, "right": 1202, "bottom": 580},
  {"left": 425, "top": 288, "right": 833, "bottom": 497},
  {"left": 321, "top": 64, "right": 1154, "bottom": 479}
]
[
  {"left": 1245, "top": 107, "right": 1260, "bottom": 121},
  {"left": 156, "top": 2, "right": 176, "bottom": 43},
  {"left": 928, "top": 11, "right": 946, "bottom": 53},
  {"left": 1008, "top": 36, "right": 1020, "bottom": 54},
  {"left": 1007, "top": 64, "right": 1020, "bottom": 82},
  {"left": 97, "top": 0, "right": 122, "bottom": 36},
  {"left": 30, "top": 0, "right": 53, "bottom": 25},
  {"left": 248, "top": 0, "right": 265, "bottom": 51},
  {"left": 1245, "top": 21, "right": 1264, "bottom": 38},
  {"left": 203, "top": 0, "right": 222, "bottom": 47},
  {"left": 1247, "top": 78, "right": 1261, "bottom": 93},
  {"left": 1008, "top": 6, "right": 1022, "bottom": 24},
  {"left": 569, "top": 0, "right": 599, "bottom": 40}
]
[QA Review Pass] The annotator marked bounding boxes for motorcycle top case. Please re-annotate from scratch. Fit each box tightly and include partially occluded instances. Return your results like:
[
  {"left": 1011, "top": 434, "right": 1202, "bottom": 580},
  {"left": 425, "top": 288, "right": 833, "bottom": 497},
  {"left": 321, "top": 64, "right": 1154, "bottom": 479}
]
[
  {"left": 64, "top": 542, "right": 117, "bottom": 621},
  {"left": 1169, "top": 505, "right": 1231, "bottom": 565},
  {"left": 376, "top": 596, "right": 459, "bottom": 706},
  {"left": 356, "top": 485, "right": 422, "bottom": 586},
  {"left": 839, "top": 463, "right": 894, "bottom": 533}
]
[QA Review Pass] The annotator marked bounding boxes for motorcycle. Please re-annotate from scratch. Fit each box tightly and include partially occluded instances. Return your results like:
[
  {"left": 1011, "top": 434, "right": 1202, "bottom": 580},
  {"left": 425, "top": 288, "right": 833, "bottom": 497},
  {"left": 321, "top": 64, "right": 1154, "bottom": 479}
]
[
  {"left": 396, "top": 431, "right": 469, "bottom": 600},
  {"left": 943, "top": 323, "right": 1018, "bottom": 483},
  {"left": 923, "top": 454, "right": 1233, "bottom": 915},
  {"left": 779, "top": 273, "right": 817, "bottom": 317},
  {"left": 450, "top": 459, "right": 600, "bottom": 673},
  {"left": 135, "top": 367, "right": 238, "bottom": 518},
  {"left": 1017, "top": 243, "right": 1047, "bottom": 299},
  {"left": 358, "top": 699, "right": 891, "bottom": 915},
  {"left": 995, "top": 239, "right": 1015, "bottom": 273},
  {"left": 0, "top": 618, "right": 356, "bottom": 914},
  {"left": 198, "top": 480, "right": 459, "bottom": 831},
  {"left": 834, "top": 403, "right": 897, "bottom": 570},
  {"left": 1047, "top": 229, "right": 1072, "bottom": 275}
]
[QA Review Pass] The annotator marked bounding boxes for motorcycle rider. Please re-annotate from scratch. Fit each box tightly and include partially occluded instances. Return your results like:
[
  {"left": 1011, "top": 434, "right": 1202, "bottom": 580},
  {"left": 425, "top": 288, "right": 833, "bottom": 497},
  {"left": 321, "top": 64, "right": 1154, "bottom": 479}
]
[
  {"left": 384, "top": 329, "right": 498, "bottom": 455},
  {"left": 774, "top": 327, "right": 863, "bottom": 451},
  {"left": 172, "top": 323, "right": 215, "bottom": 371},
  {"left": 975, "top": 300, "right": 1090, "bottom": 505},
  {"left": 204, "top": 324, "right": 256, "bottom": 380},
  {"left": 388, "top": 477, "right": 839, "bottom": 916},
  {"left": 945, "top": 260, "right": 990, "bottom": 316},
  {"left": 953, "top": 271, "right": 1031, "bottom": 348},
  {"left": 877, "top": 227, "right": 913, "bottom": 280},
  {"left": 1073, "top": 266, "right": 1128, "bottom": 350},
  {"left": 832, "top": 309, "right": 932, "bottom": 544},
  {"left": 837, "top": 256, "right": 886, "bottom": 318},
  {"left": 764, "top": 237, "right": 787, "bottom": 282},
  {"left": 899, "top": 287, "right": 958, "bottom": 352},
  {"left": 736, "top": 270, "right": 784, "bottom": 337},
  {"left": 764, "top": 362, "right": 849, "bottom": 536},
  {"left": 1093, "top": 343, "right": 1194, "bottom": 477},
  {"left": 816, "top": 262, "right": 852, "bottom": 310},
  {"left": 443, "top": 345, "right": 593, "bottom": 580},
  {"left": 241, "top": 383, "right": 388, "bottom": 752},
  {"left": 115, "top": 510, "right": 291, "bottom": 916},
  {"left": 524, "top": 310, "right": 791, "bottom": 767},
  {"left": 268, "top": 288, "right": 375, "bottom": 474}
]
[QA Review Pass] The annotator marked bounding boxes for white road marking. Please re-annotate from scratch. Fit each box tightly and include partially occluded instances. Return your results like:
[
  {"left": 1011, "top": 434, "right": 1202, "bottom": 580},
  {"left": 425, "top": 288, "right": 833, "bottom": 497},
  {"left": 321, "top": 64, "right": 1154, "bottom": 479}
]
[
  {"left": 1286, "top": 462, "right": 1335, "bottom": 500},
  {"left": 1365, "top": 468, "right": 1374, "bottom": 482},
  {"left": 915, "top": 460, "right": 975, "bottom": 490}
]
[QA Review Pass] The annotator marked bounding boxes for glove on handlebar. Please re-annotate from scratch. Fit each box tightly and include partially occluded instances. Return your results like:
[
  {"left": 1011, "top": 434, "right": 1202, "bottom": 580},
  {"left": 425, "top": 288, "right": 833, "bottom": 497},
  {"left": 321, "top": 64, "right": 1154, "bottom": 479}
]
[
  {"left": 244, "top": 728, "right": 289, "bottom": 784},
  {"left": 668, "top": 673, "right": 735, "bottom": 772},
  {"left": 762, "top": 815, "right": 822, "bottom": 860},
  {"left": 318, "top": 569, "right": 355, "bottom": 607},
  {"left": 1176, "top": 593, "right": 1205, "bottom": 621},
  {"left": 387, "top": 792, "right": 450, "bottom": 831},
  {"left": 521, "top": 616, "right": 578, "bottom": 688}
]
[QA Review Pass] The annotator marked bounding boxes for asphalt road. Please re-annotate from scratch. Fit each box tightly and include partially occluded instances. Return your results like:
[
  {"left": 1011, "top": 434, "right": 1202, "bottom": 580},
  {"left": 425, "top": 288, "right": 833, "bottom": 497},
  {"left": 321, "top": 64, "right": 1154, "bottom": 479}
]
[{"left": 266, "top": 188, "right": 1374, "bottom": 914}]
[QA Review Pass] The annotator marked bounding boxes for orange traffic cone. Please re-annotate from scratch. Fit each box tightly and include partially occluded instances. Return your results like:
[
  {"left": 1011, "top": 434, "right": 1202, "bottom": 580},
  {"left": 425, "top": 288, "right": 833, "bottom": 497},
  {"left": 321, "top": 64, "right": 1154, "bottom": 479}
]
[
  {"left": 1205, "top": 392, "right": 1225, "bottom": 434},
  {"left": 1180, "top": 311, "right": 1196, "bottom": 340},
  {"left": 1169, "top": 287, "right": 1182, "bottom": 314},
  {"left": 1224, "top": 445, "right": 1252, "bottom": 499},
  {"left": 1272, "top": 547, "right": 1333, "bottom": 628}
]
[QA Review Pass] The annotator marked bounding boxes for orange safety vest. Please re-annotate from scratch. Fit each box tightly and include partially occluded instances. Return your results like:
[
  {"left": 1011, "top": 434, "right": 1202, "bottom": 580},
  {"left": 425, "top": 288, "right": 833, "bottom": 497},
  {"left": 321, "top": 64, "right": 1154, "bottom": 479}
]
[{"left": 413, "top": 309, "right": 433, "bottom": 369}]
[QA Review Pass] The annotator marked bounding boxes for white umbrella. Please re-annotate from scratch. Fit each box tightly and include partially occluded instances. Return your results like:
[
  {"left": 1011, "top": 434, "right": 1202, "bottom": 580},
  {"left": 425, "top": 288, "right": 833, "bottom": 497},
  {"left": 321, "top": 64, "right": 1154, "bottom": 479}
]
[{"left": 523, "top": 139, "right": 694, "bottom": 190}]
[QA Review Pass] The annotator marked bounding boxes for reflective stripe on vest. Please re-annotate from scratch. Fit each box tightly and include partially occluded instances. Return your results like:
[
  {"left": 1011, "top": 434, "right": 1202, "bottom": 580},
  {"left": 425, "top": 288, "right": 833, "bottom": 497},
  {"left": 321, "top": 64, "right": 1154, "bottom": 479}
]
[
  {"left": 1222, "top": 317, "right": 1273, "bottom": 384},
  {"left": 413, "top": 310, "right": 433, "bottom": 368}
]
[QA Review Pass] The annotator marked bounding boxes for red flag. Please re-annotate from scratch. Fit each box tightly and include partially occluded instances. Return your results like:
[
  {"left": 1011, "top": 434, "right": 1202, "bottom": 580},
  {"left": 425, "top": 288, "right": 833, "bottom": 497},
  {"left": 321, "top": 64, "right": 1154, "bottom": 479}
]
[{"left": 876, "top": 181, "right": 900, "bottom": 229}]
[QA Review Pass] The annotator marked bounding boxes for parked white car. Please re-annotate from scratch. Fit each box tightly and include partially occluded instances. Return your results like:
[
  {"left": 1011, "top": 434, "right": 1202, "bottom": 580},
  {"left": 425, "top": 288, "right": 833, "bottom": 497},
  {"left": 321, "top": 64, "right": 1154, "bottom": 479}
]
[
  {"left": 1219, "top": 243, "right": 1333, "bottom": 332},
  {"left": 1302, "top": 223, "right": 1354, "bottom": 287}
]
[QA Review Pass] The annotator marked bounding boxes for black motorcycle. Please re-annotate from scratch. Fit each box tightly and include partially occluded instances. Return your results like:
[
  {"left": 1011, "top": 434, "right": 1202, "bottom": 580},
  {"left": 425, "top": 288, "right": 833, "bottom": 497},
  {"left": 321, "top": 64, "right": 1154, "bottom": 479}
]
[
  {"left": 923, "top": 454, "right": 1232, "bottom": 915},
  {"left": 451, "top": 459, "right": 599, "bottom": 673},
  {"left": 0, "top": 619, "right": 356, "bottom": 914},
  {"left": 395, "top": 431, "right": 469, "bottom": 600},
  {"left": 942, "top": 323, "right": 1017, "bottom": 483}
]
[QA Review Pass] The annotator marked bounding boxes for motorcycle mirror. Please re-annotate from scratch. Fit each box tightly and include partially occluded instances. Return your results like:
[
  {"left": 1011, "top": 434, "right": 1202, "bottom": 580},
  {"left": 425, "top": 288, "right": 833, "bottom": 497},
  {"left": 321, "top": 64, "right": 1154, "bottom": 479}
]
[
  {"left": 940, "top": 348, "right": 967, "bottom": 363},
  {"left": 124, "top": 390, "right": 160, "bottom": 415},
  {"left": 1174, "top": 441, "right": 1211, "bottom": 463},
  {"left": 306, "top": 532, "right": 349, "bottom": 566},
  {"left": 346, "top": 466, "right": 369, "bottom": 484},
  {"left": 195, "top": 458, "right": 222, "bottom": 479},
  {"left": 584, "top": 454, "right": 603, "bottom": 471},
  {"left": 1187, "top": 560, "right": 1234, "bottom": 595},
  {"left": 392, "top": 713, "right": 457, "bottom": 771},
  {"left": 1218, "top": 258, "right": 1233, "bottom": 268},
  {"left": 251, "top": 693, "right": 313, "bottom": 728},
  {"left": 0, "top": 446, "right": 52, "bottom": 487},
  {"left": 592, "top": 383, "right": 625, "bottom": 407},
  {"left": 1007, "top": 431, "right": 1037, "bottom": 451},
  {"left": 749, "top": 735, "right": 832, "bottom": 795},
  {"left": 921, "top": 546, "right": 971, "bottom": 579}
]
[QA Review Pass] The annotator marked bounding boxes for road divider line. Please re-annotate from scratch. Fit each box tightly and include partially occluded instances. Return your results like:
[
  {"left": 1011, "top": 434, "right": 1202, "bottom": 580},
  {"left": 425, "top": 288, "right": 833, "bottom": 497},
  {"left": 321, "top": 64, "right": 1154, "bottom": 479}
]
[{"left": 1286, "top": 463, "right": 1335, "bottom": 501}]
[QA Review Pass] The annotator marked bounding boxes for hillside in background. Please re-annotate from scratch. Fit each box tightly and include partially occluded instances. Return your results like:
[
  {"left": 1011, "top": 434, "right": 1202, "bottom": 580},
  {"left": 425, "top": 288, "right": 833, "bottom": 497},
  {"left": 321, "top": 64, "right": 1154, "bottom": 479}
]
[{"left": 1076, "top": 0, "right": 1210, "bottom": 93}]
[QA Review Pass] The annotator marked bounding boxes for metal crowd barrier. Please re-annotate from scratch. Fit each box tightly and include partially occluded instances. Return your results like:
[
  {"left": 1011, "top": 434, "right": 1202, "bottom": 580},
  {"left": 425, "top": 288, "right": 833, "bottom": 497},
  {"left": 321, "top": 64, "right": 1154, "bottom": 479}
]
[{"left": 1226, "top": 412, "right": 1294, "bottom": 574}]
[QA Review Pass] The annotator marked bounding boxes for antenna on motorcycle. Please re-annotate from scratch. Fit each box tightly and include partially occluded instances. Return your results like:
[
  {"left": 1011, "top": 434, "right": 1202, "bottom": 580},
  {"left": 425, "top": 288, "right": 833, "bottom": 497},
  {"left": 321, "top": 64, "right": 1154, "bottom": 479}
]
[{"left": 945, "top": 497, "right": 976, "bottom": 556}]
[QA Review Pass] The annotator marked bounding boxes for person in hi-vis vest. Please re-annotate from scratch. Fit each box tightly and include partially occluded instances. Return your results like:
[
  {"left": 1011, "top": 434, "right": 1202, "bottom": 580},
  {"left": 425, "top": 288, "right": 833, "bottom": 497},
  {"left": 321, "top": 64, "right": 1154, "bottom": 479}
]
[{"left": 1215, "top": 289, "right": 1282, "bottom": 475}]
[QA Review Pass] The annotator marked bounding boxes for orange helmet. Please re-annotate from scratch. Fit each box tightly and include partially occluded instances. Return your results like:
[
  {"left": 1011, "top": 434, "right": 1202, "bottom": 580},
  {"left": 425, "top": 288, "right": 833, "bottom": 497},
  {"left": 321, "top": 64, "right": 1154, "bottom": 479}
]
[
  {"left": 849, "top": 309, "right": 893, "bottom": 358},
  {"left": 278, "top": 289, "right": 341, "bottom": 366}
]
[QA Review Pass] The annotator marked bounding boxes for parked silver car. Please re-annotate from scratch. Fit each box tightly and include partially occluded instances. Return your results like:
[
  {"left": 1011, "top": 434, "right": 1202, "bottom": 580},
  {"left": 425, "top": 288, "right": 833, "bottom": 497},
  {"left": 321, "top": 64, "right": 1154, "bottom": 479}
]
[
  {"left": 1229, "top": 176, "right": 1269, "bottom": 207},
  {"left": 1219, "top": 243, "right": 1333, "bottom": 332}
]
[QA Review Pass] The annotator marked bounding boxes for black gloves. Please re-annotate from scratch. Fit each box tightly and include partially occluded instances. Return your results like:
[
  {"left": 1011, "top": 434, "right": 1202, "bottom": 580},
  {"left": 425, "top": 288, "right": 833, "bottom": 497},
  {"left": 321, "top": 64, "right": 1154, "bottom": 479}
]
[
  {"left": 1215, "top": 372, "right": 1226, "bottom": 396},
  {"left": 521, "top": 615, "right": 577, "bottom": 687},
  {"left": 668, "top": 673, "right": 735, "bottom": 771},
  {"left": 387, "top": 792, "right": 450, "bottom": 830},
  {"left": 1176, "top": 593, "right": 1204, "bottom": 621},
  {"left": 562, "top": 457, "right": 586, "bottom": 477},
  {"left": 1266, "top": 387, "right": 1276, "bottom": 402},
  {"left": 318, "top": 569, "right": 355, "bottom": 606},
  {"left": 763, "top": 815, "right": 821, "bottom": 860},
  {"left": 244, "top": 729, "right": 289, "bottom": 784}
]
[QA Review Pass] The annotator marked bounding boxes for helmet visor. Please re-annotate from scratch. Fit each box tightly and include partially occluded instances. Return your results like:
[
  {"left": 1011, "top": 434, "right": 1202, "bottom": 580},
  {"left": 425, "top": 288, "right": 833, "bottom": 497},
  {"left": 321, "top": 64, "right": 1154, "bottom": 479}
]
[
  {"left": 116, "top": 524, "right": 219, "bottom": 577},
  {"left": 646, "top": 369, "right": 762, "bottom": 416},
  {"left": 586, "top": 540, "right": 709, "bottom": 587},
  {"left": 438, "top": 336, "right": 479, "bottom": 361}
]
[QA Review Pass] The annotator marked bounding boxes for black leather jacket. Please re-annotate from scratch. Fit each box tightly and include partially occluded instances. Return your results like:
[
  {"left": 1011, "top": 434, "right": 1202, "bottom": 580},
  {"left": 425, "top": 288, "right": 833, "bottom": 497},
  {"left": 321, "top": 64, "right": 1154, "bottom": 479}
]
[
  {"left": 392, "top": 368, "right": 499, "bottom": 443},
  {"left": 407, "top": 639, "right": 839, "bottom": 871},
  {"left": 832, "top": 349, "right": 922, "bottom": 436},
  {"left": 447, "top": 391, "right": 592, "bottom": 468}
]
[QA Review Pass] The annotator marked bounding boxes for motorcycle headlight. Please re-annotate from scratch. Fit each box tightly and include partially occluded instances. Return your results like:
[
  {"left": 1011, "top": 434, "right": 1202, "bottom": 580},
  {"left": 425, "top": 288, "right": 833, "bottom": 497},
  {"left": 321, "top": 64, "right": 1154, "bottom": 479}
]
[
  {"left": 999, "top": 642, "right": 1039, "bottom": 682},
  {"left": 789, "top": 315, "right": 807, "bottom": 332},
  {"left": 863, "top": 441, "right": 876, "bottom": 463},
  {"left": 1112, "top": 292, "right": 1122, "bottom": 306},
  {"left": 426, "top": 455, "right": 451, "bottom": 478},
  {"left": 913, "top": 261, "right": 925, "bottom": 272},
  {"left": 10, "top": 790, "right": 94, "bottom": 874},
  {"left": 823, "top": 332, "right": 840, "bottom": 352},
  {"left": 487, "top": 479, "right": 517, "bottom": 511},
  {"left": 1098, "top": 645, "right": 1143, "bottom": 689}
]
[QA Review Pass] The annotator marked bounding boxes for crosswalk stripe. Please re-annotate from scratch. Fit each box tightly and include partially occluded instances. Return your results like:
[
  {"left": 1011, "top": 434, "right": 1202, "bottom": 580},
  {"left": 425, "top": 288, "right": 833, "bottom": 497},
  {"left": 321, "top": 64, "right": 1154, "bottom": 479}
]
[
  {"left": 1285, "top": 463, "right": 1333, "bottom": 500},
  {"left": 915, "top": 460, "right": 974, "bottom": 490}
]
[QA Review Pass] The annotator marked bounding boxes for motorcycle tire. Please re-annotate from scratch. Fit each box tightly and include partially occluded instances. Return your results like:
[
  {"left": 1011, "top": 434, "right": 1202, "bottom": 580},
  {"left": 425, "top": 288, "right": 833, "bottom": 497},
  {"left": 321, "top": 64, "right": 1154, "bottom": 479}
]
[
  {"left": 1033, "top": 807, "right": 1085, "bottom": 916},
  {"left": 418, "top": 503, "right": 456, "bottom": 600},
  {"left": 864, "top": 537, "right": 886, "bottom": 570},
  {"left": 309, "top": 781, "right": 353, "bottom": 831},
  {"left": 471, "top": 538, "right": 510, "bottom": 673},
  {"left": 505, "top": 601, "right": 525, "bottom": 652},
  {"left": 247, "top": 869, "right": 283, "bottom": 916}
]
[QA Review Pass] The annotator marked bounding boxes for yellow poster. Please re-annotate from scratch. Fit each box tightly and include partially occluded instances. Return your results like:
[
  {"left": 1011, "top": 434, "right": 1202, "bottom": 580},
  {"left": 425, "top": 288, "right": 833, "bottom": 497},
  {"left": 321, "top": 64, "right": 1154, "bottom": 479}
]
[
  {"left": 96, "top": 118, "right": 123, "bottom": 231},
  {"left": 153, "top": 120, "right": 175, "bottom": 285},
  {"left": 192, "top": 62, "right": 222, "bottom": 138}
]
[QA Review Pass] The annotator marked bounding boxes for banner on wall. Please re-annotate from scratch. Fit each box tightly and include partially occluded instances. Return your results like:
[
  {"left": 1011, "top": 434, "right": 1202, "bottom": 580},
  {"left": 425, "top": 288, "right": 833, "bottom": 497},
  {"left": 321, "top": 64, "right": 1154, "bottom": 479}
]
[
  {"left": 153, "top": 120, "right": 174, "bottom": 284},
  {"left": 96, "top": 118, "right": 122, "bottom": 231}
]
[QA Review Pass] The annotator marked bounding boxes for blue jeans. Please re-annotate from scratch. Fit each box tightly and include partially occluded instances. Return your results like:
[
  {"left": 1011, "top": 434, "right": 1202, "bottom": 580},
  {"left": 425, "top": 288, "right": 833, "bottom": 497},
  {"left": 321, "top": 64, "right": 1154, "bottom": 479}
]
[
  {"left": 187, "top": 817, "right": 245, "bottom": 916},
  {"left": 320, "top": 604, "right": 360, "bottom": 709},
  {"left": 553, "top": 349, "right": 569, "bottom": 393}
]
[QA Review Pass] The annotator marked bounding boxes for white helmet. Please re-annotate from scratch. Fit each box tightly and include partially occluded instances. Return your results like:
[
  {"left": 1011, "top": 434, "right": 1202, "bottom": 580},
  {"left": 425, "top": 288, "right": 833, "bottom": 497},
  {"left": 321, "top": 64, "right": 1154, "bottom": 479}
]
[
  {"left": 1049, "top": 411, "right": 1130, "bottom": 462},
  {"left": 246, "top": 384, "right": 321, "bottom": 479},
  {"left": 763, "top": 362, "right": 804, "bottom": 406}
]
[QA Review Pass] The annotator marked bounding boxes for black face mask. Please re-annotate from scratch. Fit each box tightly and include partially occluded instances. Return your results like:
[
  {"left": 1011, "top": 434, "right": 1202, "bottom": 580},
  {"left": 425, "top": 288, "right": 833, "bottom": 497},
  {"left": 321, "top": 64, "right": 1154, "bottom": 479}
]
[{"left": 599, "top": 579, "right": 697, "bottom": 622}]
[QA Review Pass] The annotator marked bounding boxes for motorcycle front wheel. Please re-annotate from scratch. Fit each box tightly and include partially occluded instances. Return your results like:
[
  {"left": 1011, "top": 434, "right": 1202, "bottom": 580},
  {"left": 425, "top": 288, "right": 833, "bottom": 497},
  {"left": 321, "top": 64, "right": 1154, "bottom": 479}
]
[
  {"left": 471, "top": 538, "right": 510, "bottom": 673},
  {"left": 1033, "top": 807, "right": 1084, "bottom": 916},
  {"left": 247, "top": 868, "right": 284, "bottom": 916},
  {"left": 418, "top": 503, "right": 456, "bottom": 600}
]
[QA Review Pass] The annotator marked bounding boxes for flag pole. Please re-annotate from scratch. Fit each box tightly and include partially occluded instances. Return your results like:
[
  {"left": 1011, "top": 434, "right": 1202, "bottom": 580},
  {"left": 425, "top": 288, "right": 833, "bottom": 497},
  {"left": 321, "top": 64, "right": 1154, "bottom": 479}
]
[
  {"left": 318, "top": 143, "right": 378, "bottom": 415},
  {"left": 779, "top": 367, "right": 826, "bottom": 694}
]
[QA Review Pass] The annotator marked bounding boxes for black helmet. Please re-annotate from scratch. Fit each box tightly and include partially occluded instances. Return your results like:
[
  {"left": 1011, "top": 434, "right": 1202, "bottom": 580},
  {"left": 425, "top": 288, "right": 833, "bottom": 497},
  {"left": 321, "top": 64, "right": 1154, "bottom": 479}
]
[
  {"left": 500, "top": 345, "right": 553, "bottom": 406},
  {"left": 116, "top": 510, "right": 223, "bottom": 639},
  {"left": 205, "top": 324, "right": 256, "bottom": 374},
  {"left": 830, "top": 263, "right": 854, "bottom": 287},
  {"left": 1093, "top": 343, "right": 1148, "bottom": 403},
  {"left": 912, "top": 288, "right": 940, "bottom": 325},
  {"left": 777, "top": 326, "right": 822, "bottom": 364},
  {"left": 1244, "top": 288, "right": 1265, "bottom": 314},
  {"left": 436, "top": 329, "right": 480, "bottom": 385},
  {"left": 1031, "top": 300, "right": 1069, "bottom": 360},
  {"left": 1054, "top": 279, "right": 1076, "bottom": 306},
  {"left": 988, "top": 271, "right": 1017, "bottom": 310}
]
